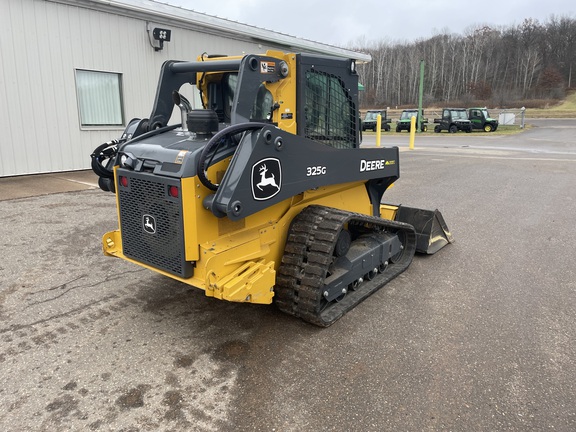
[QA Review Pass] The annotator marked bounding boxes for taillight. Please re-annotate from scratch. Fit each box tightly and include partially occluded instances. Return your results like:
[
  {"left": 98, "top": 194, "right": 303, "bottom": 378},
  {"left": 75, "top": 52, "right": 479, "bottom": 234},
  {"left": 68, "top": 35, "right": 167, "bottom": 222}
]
[
  {"left": 119, "top": 176, "right": 128, "bottom": 187},
  {"left": 168, "top": 185, "right": 179, "bottom": 198}
]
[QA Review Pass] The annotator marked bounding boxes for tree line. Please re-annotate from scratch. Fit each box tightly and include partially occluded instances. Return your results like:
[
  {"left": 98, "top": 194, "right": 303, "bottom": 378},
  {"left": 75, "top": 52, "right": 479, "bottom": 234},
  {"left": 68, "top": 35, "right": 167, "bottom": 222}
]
[{"left": 353, "top": 15, "right": 575, "bottom": 108}]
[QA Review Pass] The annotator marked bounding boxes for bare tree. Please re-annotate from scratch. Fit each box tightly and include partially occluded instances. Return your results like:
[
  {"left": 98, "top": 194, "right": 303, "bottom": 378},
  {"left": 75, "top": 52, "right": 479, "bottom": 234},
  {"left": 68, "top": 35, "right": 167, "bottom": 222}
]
[{"left": 355, "top": 15, "right": 576, "bottom": 107}]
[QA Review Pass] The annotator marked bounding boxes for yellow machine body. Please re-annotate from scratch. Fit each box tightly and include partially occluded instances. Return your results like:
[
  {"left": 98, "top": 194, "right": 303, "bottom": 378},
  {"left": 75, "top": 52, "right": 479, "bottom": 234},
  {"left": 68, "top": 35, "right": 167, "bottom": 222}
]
[{"left": 103, "top": 177, "right": 374, "bottom": 304}]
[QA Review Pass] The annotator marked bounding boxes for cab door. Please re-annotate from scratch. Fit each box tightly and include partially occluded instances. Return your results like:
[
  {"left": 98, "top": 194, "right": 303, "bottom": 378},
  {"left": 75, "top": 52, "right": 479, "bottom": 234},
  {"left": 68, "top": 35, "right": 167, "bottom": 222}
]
[{"left": 469, "top": 109, "right": 483, "bottom": 129}]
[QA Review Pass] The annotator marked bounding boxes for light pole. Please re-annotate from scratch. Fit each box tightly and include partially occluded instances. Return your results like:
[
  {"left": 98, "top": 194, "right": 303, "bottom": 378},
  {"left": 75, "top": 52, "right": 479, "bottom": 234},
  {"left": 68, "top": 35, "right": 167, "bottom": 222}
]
[{"left": 417, "top": 60, "right": 425, "bottom": 133}]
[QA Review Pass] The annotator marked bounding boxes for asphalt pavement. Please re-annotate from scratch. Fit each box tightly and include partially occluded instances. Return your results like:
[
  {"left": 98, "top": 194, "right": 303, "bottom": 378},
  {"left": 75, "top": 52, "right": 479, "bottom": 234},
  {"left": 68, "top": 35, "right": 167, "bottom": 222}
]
[{"left": 1, "top": 119, "right": 575, "bottom": 431}]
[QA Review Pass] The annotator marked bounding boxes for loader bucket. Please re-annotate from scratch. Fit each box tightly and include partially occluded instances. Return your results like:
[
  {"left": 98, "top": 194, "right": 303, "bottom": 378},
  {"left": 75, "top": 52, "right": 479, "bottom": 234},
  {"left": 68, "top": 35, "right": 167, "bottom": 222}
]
[{"left": 395, "top": 206, "right": 453, "bottom": 254}]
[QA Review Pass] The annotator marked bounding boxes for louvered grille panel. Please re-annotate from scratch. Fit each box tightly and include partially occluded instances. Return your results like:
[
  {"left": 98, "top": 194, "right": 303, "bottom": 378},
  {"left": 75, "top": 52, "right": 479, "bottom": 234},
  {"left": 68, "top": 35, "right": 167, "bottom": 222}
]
[{"left": 117, "top": 171, "right": 193, "bottom": 277}]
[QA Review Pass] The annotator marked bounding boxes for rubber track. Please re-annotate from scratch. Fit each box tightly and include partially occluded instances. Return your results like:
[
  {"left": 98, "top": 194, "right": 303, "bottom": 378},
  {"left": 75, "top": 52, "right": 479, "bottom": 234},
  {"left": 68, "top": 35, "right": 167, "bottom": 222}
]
[{"left": 275, "top": 205, "right": 417, "bottom": 327}]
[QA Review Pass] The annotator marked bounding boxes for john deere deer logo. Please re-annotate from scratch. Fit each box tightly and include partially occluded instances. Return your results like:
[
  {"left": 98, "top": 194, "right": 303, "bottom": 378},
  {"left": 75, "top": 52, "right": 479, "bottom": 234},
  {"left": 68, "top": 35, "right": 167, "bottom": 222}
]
[
  {"left": 143, "top": 214, "right": 156, "bottom": 234},
  {"left": 251, "top": 158, "right": 282, "bottom": 201},
  {"left": 256, "top": 164, "right": 279, "bottom": 191}
]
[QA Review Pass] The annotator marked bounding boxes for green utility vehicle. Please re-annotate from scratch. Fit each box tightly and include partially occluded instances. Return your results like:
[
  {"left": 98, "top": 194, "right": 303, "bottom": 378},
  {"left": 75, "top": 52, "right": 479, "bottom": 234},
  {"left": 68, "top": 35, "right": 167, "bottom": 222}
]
[
  {"left": 433, "top": 108, "right": 473, "bottom": 133},
  {"left": 362, "top": 110, "right": 391, "bottom": 132},
  {"left": 468, "top": 107, "right": 499, "bottom": 132},
  {"left": 396, "top": 109, "right": 428, "bottom": 132}
]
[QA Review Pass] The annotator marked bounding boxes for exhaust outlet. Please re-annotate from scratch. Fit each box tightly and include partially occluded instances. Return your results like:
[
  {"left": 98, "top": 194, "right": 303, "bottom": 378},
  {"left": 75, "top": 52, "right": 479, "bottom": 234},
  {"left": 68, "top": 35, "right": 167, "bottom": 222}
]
[{"left": 172, "top": 91, "right": 192, "bottom": 131}]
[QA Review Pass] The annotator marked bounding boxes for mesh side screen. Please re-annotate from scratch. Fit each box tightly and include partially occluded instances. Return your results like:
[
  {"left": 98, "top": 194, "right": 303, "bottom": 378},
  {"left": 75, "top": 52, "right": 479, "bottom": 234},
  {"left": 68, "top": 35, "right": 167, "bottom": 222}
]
[
  {"left": 118, "top": 174, "right": 191, "bottom": 277},
  {"left": 304, "top": 70, "right": 356, "bottom": 149}
]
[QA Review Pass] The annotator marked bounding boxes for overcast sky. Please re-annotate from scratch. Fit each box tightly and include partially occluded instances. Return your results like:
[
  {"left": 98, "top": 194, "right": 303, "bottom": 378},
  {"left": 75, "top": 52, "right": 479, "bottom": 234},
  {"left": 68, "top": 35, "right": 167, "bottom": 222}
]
[{"left": 161, "top": 0, "right": 574, "bottom": 47}]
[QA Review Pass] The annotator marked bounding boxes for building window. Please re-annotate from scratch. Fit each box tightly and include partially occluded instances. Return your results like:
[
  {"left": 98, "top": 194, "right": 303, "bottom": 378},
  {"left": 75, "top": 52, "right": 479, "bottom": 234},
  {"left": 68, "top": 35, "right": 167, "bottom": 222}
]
[{"left": 75, "top": 69, "right": 124, "bottom": 127}]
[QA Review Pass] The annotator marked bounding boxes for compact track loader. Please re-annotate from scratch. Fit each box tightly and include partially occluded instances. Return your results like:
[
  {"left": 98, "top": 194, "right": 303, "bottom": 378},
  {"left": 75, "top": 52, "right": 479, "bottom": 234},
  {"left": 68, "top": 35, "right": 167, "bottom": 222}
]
[{"left": 91, "top": 51, "right": 452, "bottom": 327}]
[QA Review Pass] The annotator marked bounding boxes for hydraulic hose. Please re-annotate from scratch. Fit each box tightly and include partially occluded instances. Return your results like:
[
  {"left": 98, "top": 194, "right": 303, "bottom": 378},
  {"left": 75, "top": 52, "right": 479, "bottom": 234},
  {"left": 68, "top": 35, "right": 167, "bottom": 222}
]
[
  {"left": 196, "top": 122, "right": 270, "bottom": 191},
  {"left": 90, "top": 140, "right": 119, "bottom": 179}
]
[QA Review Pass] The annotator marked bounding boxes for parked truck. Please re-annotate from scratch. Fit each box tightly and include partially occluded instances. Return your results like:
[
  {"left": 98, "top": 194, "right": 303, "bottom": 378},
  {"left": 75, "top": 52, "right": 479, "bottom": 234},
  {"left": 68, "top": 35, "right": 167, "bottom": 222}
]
[
  {"left": 396, "top": 109, "right": 428, "bottom": 132},
  {"left": 434, "top": 108, "right": 472, "bottom": 133},
  {"left": 468, "top": 107, "right": 499, "bottom": 132},
  {"left": 362, "top": 109, "right": 391, "bottom": 132}
]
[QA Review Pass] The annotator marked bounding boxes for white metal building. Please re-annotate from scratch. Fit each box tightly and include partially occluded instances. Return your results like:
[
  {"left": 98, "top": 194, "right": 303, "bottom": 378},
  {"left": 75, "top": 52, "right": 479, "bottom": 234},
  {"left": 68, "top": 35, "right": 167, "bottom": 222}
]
[{"left": 0, "top": 0, "right": 370, "bottom": 177}]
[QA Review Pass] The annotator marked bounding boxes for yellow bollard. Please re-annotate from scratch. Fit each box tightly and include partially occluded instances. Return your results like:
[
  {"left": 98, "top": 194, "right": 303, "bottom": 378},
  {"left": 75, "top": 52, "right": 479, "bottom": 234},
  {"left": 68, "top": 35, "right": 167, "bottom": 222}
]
[
  {"left": 409, "top": 115, "right": 416, "bottom": 150},
  {"left": 376, "top": 114, "right": 382, "bottom": 147}
]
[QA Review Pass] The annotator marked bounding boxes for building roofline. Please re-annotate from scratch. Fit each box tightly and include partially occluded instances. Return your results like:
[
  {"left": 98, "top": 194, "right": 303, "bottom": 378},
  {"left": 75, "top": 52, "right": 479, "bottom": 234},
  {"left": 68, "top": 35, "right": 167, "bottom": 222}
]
[{"left": 47, "top": 0, "right": 372, "bottom": 62}]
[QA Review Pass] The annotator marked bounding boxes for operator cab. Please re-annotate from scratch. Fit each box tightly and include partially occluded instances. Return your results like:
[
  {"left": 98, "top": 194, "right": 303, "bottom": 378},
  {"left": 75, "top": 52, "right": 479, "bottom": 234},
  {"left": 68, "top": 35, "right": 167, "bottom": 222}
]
[{"left": 208, "top": 73, "right": 274, "bottom": 124}]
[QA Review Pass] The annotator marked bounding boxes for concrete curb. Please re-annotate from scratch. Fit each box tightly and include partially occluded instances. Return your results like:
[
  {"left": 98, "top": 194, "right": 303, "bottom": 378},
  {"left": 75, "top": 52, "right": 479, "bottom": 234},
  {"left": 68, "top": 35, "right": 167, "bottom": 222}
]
[{"left": 0, "top": 170, "right": 99, "bottom": 201}]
